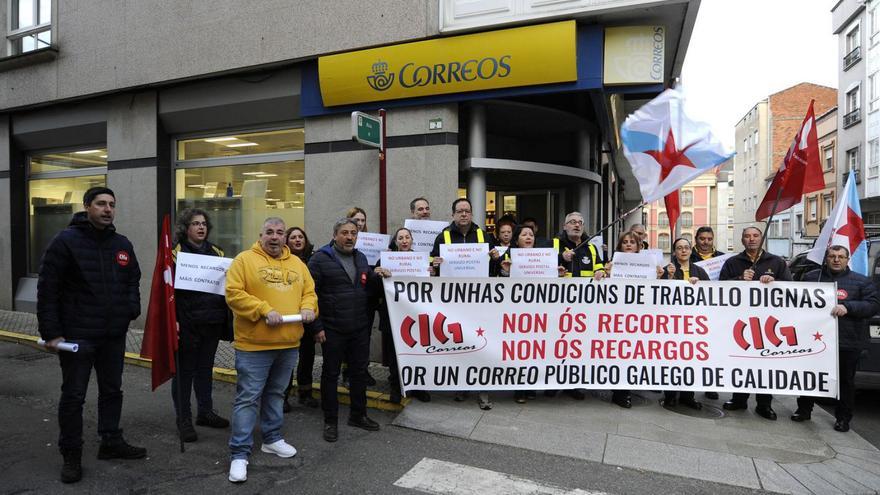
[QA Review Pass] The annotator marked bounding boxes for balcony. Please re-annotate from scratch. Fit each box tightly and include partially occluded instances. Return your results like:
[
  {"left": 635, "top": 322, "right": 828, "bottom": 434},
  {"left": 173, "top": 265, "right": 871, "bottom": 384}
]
[
  {"left": 844, "top": 45, "right": 862, "bottom": 70},
  {"left": 844, "top": 108, "right": 862, "bottom": 128}
]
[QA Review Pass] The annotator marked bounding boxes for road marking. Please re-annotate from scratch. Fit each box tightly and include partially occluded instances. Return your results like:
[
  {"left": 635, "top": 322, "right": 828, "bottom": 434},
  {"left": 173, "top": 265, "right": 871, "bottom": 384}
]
[{"left": 394, "top": 458, "right": 611, "bottom": 495}]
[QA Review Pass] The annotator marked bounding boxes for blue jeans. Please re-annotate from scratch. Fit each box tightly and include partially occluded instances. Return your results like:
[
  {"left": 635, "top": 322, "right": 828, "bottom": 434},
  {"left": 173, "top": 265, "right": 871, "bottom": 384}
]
[{"left": 229, "top": 347, "right": 298, "bottom": 460}]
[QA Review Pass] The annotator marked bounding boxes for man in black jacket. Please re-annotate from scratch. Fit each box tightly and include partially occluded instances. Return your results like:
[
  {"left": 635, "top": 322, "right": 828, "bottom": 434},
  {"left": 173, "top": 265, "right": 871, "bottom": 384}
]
[
  {"left": 690, "top": 226, "right": 725, "bottom": 263},
  {"left": 37, "top": 187, "right": 146, "bottom": 484},
  {"left": 309, "top": 218, "right": 389, "bottom": 442},
  {"left": 792, "top": 245, "right": 879, "bottom": 432},
  {"left": 719, "top": 226, "right": 792, "bottom": 420},
  {"left": 429, "top": 198, "right": 499, "bottom": 270}
]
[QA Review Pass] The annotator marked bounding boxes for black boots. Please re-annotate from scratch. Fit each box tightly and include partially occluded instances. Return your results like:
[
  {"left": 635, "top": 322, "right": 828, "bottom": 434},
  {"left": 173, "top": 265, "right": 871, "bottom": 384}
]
[
  {"left": 97, "top": 438, "right": 147, "bottom": 460},
  {"left": 60, "top": 449, "right": 82, "bottom": 483}
]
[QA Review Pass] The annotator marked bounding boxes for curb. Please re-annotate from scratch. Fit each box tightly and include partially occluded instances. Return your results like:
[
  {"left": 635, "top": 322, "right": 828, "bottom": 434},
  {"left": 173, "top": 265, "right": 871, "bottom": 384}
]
[{"left": 0, "top": 329, "right": 406, "bottom": 413}]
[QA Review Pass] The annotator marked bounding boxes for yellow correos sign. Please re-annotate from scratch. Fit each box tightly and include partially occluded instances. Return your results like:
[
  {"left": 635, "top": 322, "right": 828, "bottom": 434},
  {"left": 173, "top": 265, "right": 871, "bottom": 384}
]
[
  {"left": 604, "top": 26, "right": 665, "bottom": 85},
  {"left": 318, "top": 21, "right": 577, "bottom": 107}
]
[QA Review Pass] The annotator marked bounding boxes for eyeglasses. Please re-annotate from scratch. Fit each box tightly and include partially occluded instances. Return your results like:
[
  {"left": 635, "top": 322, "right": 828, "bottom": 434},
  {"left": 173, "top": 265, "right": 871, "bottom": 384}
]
[
  {"left": 190, "top": 221, "right": 208, "bottom": 227},
  {"left": 827, "top": 255, "right": 849, "bottom": 260},
  {"left": 566, "top": 219, "right": 584, "bottom": 225},
  {"left": 454, "top": 209, "right": 472, "bottom": 215}
]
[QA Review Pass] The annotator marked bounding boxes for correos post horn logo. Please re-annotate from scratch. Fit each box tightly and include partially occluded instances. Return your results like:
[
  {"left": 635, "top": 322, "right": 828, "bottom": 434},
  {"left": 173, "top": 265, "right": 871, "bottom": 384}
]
[{"left": 366, "top": 60, "right": 394, "bottom": 91}]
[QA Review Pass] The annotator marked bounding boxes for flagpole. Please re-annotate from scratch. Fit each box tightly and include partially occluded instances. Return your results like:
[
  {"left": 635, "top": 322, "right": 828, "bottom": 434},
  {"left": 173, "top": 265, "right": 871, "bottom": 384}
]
[
  {"left": 572, "top": 201, "right": 647, "bottom": 255},
  {"left": 755, "top": 182, "right": 787, "bottom": 270},
  {"left": 174, "top": 349, "right": 185, "bottom": 453}
]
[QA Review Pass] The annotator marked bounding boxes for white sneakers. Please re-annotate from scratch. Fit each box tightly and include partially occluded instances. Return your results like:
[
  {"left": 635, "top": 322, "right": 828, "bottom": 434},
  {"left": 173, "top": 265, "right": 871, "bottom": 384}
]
[
  {"left": 228, "top": 440, "right": 296, "bottom": 482},
  {"left": 228, "top": 459, "right": 248, "bottom": 483},
  {"left": 261, "top": 439, "right": 297, "bottom": 458}
]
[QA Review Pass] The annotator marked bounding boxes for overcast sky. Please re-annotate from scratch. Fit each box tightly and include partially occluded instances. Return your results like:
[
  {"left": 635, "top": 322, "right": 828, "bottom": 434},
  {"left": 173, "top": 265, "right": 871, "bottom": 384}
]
[{"left": 680, "top": 0, "right": 838, "bottom": 149}]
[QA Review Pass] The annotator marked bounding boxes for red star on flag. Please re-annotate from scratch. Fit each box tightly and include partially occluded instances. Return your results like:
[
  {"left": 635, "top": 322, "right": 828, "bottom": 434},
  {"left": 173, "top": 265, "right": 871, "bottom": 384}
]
[
  {"left": 812, "top": 332, "right": 823, "bottom": 341},
  {"left": 476, "top": 327, "right": 485, "bottom": 337},
  {"left": 835, "top": 207, "right": 866, "bottom": 255},
  {"left": 644, "top": 129, "right": 697, "bottom": 182}
]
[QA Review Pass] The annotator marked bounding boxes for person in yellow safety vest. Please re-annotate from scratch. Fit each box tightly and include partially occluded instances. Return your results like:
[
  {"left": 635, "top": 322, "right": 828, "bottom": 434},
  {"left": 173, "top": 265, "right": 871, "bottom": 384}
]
[
  {"left": 429, "top": 198, "right": 501, "bottom": 271},
  {"left": 554, "top": 211, "right": 606, "bottom": 280}
]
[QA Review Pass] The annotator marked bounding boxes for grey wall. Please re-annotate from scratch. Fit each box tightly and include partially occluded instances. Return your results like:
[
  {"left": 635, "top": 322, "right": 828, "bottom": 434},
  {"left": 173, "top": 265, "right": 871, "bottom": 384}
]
[
  {"left": 0, "top": 115, "right": 10, "bottom": 309},
  {"left": 1, "top": 0, "right": 438, "bottom": 110}
]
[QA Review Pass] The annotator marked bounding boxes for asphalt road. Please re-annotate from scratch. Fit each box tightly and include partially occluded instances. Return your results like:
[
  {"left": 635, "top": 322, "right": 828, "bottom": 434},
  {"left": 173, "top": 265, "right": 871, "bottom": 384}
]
[{"left": 0, "top": 340, "right": 773, "bottom": 494}]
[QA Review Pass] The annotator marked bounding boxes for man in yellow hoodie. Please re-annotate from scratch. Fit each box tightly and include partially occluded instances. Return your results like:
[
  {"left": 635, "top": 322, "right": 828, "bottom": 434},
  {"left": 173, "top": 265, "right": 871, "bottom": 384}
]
[{"left": 224, "top": 217, "right": 317, "bottom": 483}]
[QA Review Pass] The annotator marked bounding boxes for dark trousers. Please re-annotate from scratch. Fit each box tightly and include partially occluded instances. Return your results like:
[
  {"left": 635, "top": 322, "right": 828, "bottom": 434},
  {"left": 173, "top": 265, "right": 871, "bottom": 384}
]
[
  {"left": 730, "top": 392, "right": 772, "bottom": 407},
  {"left": 57, "top": 336, "right": 126, "bottom": 451},
  {"left": 321, "top": 328, "right": 369, "bottom": 423},
  {"left": 797, "top": 349, "right": 861, "bottom": 421},
  {"left": 171, "top": 335, "right": 220, "bottom": 419},
  {"left": 382, "top": 328, "right": 400, "bottom": 393},
  {"left": 286, "top": 331, "right": 316, "bottom": 397}
]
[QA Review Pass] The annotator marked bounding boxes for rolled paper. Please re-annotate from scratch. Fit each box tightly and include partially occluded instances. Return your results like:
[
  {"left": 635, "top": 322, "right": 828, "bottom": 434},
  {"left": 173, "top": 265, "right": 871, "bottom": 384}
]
[
  {"left": 37, "top": 339, "right": 79, "bottom": 353},
  {"left": 265, "top": 314, "right": 303, "bottom": 324}
]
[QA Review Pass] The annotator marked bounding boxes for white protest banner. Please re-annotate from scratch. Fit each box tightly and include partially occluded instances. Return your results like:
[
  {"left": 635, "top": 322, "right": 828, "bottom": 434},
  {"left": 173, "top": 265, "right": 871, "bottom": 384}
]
[
  {"left": 642, "top": 248, "right": 665, "bottom": 267},
  {"left": 355, "top": 232, "right": 390, "bottom": 265},
  {"left": 405, "top": 219, "right": 449, "bottom": 253},
  {"left": 381, "top": 251, "right": 431, "bottom": 277},
  {"left": 610, "top": 252, "right": 658, "bottom": 279},
  {"left": 496, "top": 246, "right": 509, "bottom": 258},
  {"left": 694, "top": 253, "right": 736, "bottom": 281},
  {"left": 174, "top": 252, "right": 233, "bottom": 296},
  {"left": 589, "top": 235, "right": 604, "bottom": 251},
  {"left": 384, "top": 278, "right": 838, "bottom": 397},
  {"left": 439, "top": 243, "right": 489, "bottom": 277},
  {"left": 510, "top": 248, "right": 558, "bottom": 278}
]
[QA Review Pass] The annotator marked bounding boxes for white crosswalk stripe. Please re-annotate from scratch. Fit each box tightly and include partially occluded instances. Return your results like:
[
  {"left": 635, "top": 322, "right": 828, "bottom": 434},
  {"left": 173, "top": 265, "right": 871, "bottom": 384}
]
[{"left": 394, "top": 458, "right": 612, "bottom": 495}]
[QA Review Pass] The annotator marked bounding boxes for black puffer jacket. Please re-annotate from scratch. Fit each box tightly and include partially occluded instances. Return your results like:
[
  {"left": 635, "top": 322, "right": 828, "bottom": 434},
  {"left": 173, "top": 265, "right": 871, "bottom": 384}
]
[
  {"left": 689, "top": 248, "right": 725, "bottom": 264},
  {"left": 803, "top": 267, "right": 880, "bottom": 351},
  {"left": 172, "top": 240, "right": 232, "bottom": 341},
  {"left": 719, "top": 250, "right": 792, "bottom": 281},
  {"left": 308, "top": 242, "right": 380, "bottom": 335},
  {"left": 37, "top": 212, "right": 141, "bottom": 341}
]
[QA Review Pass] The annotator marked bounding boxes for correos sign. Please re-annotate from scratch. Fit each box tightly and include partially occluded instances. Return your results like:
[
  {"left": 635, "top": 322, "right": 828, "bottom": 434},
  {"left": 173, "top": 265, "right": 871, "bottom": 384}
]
[{"left": 318, "top": 21, "right": 576, "bottom": 106}]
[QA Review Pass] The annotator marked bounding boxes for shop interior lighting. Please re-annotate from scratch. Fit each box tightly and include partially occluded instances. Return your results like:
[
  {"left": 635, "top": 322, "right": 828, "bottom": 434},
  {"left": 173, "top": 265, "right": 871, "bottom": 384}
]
[
  {"left": 204, "top": 137, "right": 238, "bottom": 143},
  {"left": 225, "top": 142, "right": 259, "bottom": 148},
  {"left": 74, "top": 150, "right": 103, "bottom": 154}
]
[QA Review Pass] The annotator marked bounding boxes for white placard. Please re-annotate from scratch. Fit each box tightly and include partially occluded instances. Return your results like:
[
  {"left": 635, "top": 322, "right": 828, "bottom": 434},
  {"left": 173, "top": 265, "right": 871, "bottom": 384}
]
[
  {"left": 610, "top": 252, "right": 659, "bottom": 279},
  {"left": 496, "top": 246, "right": 509, "bottom": 257},
  {"left": 589, "top": 235, "right": 604, "bottom": 250},
  {"left": 642, "top": 248, "right": 665, "bottom": 267},
  {"left": 174, "top": 252, "right": 234, "bottom": 296},
  {"left": 404, "top": 219, "right": 449, "bottom": 253},
  {"left": 381, "top": 251, "right": 431, "bottom": 277},
  {"left": 384, "top": 278, "right": 839, "bottom": 397},
  {"left": 355, "top": 232, "right": 391, "bottom": 265},
  {"left": 510, "top": 248, "right": 558, "bottom": 278},
  {"left": 439, "top": 243, "right": 489, "bottom": 277},
  {"left": 694, "top": 253, "right": 737, "bottom": 281}
]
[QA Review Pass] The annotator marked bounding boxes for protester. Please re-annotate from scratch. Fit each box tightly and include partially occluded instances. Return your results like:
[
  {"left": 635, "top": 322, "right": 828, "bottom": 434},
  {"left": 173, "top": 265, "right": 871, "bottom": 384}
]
[
  {"left": 170, "top": 208, "right": 231, "bottom": 443},
  {"left": 555, "top": 212, "right": 605, "bottom": 280},
  {"left": 719, "top": 226, "right": 791, "bottom": 420},
  {"left": 225, "top": 217, "right": 317, "bottom": 483},
  {"left": 793, "top": 245, "right": 880, "bottom": 432},
  {"left": 688, "top": 225, "right": 724, "bottom": 400},
  {"left": 430, "top": 198, "right": 500, "bottom": 409},
  {"left": 499, "top": 224, "right": 564, "bottom": 404},
  {"left": 282, "top": 227, "right": 319, "bottom": 412},
  {"left": 342, "top": 207, "right": 378, "bottom": 386},
  {"left": 522, "top": 216, "right": 553, "bottom": 248},
  {"left": 690, "top": 226, "right": 724, "bottom": 262},
  {"left": 37, "top": 186, "right": 145, "bottom": 484},
  {"left": 347, "top": 207, "right": 368, "bottom": 233},
  {"left": 629, "top": 223, "right": 649, "bottom": 250},
  {"left": 495, "top": 215, "right": 517, "bottom": 249},
  {"left": 410, "top": 197, "right": 432, "bottom": 219},
  {"left": 309, "top": 218, "right": 390, "bottom": 442},
  {"left": 660, "top": 237, "right": 709, "bottom": 410},
  {"left": 378, "top": 227, "right": 431, "bottom": 404}
]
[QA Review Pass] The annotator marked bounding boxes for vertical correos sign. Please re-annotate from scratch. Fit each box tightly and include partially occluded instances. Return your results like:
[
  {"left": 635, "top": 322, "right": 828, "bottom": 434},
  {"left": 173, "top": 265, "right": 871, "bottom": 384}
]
[{"left": 604, "top": 26, "right": 666, "bottom": 85}]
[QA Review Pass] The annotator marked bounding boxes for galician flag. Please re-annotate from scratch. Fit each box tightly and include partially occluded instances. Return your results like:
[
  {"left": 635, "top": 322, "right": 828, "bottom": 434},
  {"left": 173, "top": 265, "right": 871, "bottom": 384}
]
[
  {"left": 807, "top": 173, "right": 868, "bottom": 275},
  {"left": 620, "top": 87, "right": 733, "bottom": 203}
]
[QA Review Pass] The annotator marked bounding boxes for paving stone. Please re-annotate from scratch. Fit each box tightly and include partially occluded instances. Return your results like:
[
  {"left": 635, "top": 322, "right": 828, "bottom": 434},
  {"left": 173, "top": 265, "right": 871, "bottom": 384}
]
[
  {"left": 806, "top": 462, "right": 874, "bottom": 494},
  {"left": 823, "top": 458, "right": 880, "bottom": 492},
  {"left": 753, "top": 458, "right": 811, "bottom": 495},
  {"left": 469, "top": 413, "right": 606, "bottom": 463},
  {"left": 392, "top": 400, "right": 482, "bottom": 439},
  {"left": 779, "top": 463, "right": 847, "bottom": 495},
  {"left": 835, "top": 445, "right": 880, "bottom": 461},
  {"left": 603, "top": 434, "right": 761, "bottom": 489}
]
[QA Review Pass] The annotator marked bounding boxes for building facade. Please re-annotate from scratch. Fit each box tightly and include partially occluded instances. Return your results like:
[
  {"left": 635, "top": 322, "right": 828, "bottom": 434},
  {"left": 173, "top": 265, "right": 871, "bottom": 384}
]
[
  {"left": 731, "top": 83, "right": 836, "bottom": 258},
  {"left": 642, "top": 170, "right": 718, "bottom": 252},
  {"left": 803, "top": 107, "right": 839, "bottom": 239},
  {"left": 0, "top": 1, "right": 699, "bottom": 320}
]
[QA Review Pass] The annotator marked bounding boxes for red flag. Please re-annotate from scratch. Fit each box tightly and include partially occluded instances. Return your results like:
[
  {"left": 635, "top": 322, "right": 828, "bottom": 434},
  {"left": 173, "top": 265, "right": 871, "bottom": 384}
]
[
  {"left": 140, "top": 214, "right": 178, "bottom": 391},
  {"left": 755, "top": 101, "right": 824, "bottom": 220},
  {"left": 664, "top": 191, "right": 680, "bottom": 234}
]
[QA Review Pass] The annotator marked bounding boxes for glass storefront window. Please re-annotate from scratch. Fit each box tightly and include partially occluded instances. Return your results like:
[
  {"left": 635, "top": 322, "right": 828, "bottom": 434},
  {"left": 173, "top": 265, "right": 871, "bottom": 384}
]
[
  {"left": 28, "top": 174, "right": 106, "bottom": 272},
  {"left": 29, "top": 148, "right": 108, "bottom": 174},
  {"left": 175, "top": 160, "right": 305, "bottom": 257},
  {"left": 177, "top": 128, "right": 305, "bottom": 161}
]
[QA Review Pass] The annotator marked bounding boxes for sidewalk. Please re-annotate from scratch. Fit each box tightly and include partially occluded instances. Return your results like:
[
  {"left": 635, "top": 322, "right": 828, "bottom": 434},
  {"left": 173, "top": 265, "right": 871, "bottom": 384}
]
[{"left": 4, "top": 308, "right": 880, "bottom": 494}]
